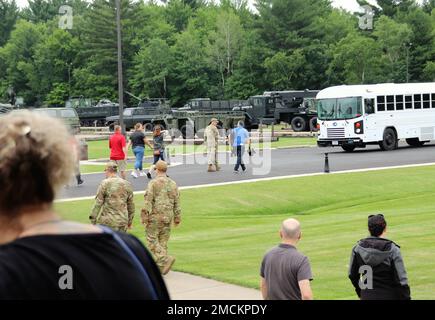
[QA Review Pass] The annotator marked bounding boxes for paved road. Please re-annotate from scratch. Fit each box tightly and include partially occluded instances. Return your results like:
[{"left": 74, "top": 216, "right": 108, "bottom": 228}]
[{"left": 59, "top": 142, "right": 435, "bottom": 200}]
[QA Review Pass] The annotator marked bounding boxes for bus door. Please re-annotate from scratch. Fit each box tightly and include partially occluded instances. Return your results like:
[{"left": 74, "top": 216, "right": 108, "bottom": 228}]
[{"left": 364, "top": 98, "right": 377, "bottom": 140}]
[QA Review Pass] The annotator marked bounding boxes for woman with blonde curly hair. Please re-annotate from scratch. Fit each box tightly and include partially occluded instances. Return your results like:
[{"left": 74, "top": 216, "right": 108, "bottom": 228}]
[{"left": 0, "top": 110, "right": 168, "bottom": 300}]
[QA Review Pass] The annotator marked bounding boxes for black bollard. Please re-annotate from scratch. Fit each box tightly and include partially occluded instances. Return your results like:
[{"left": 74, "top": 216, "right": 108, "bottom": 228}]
[{"left": 324, "top": 153, "right": 330, "bottom": 173}]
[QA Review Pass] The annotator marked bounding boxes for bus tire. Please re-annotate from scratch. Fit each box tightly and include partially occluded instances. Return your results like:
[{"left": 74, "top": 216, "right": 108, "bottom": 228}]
[
  {"left": 309, "top": 117, "right": 318, "bottom": 132},
  {"left": 291, "top": 116, "right": 306, "bottom": 132},
  {"left": 342, "top": 144, "right": 355, "bottom": 152},
  {"left": 406, "top": 138, "right": 425, "bottom": 147},
  {"left": 379, "top": 128, "right": 397, "bottom": 151}
]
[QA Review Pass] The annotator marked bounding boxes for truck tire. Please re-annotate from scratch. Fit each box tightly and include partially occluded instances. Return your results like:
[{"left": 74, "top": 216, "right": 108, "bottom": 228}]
[
  {"left": 309, "top": 117, "right": 318, "bottom": 132},
  {"left": 406, "top": 138, "right": 425, "bottom": 147},
  {"left": 144, "top": 123, "right": 153, "bottom": 132},
  {"left": 291, "top": 116, "right": 307, "bottom": 132},
  {"left": 342, "top": 144, "right": 355, "bottom": 152},
  {"left": 379, "top": 128, "right": 398, "bottom": 151}
]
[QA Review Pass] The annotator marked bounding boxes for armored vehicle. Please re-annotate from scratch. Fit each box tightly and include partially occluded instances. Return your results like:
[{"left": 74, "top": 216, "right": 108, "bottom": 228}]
[
  {"left": 65, "top": 97, "right": 121, "bottom": 126},
  {"left": 105, "top": 98, "right": 171, "bottom": 131},
  {"left": 33, "top": 107, "right": 80, "bottom": 134},
  {"left": 183, "top": 90, "right": 319, "bottom": 131}
]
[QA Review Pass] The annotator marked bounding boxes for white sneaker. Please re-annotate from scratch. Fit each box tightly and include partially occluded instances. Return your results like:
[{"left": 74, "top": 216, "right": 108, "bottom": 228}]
[
  {"left": 139, "top": 171, "right": 146, "bottom": 177},
  {"left": 131, "top": 171, "right": 138, "bottom": 178}
]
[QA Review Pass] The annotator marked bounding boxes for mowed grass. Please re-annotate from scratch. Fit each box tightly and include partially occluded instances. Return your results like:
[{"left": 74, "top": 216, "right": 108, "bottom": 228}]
[
  {"left": 56, "top": 165, "right": 435, "bottom": 300},
  {"left": 85, "top": 137, "right": 316, "bottom": 160}
]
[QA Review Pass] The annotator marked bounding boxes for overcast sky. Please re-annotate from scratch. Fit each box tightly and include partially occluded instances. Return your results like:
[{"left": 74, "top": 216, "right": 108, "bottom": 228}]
[{"left": 13, "top": 0, "right": 369, "bottom": 11}]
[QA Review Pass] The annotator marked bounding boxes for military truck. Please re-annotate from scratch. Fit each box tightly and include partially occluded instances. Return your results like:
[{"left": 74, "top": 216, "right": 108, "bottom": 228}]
[
  {"left": 32, "top": 107, "right": 80, "bottom": 134},
  {"left": 183, "top": 90, "right": 319, "bottom": 132},
  {"left": 105, "top": 98, "right": 171, "bottom": 131},
  {"left": 106, "top": 104, "right": 244, "bottom": 139},
  {"left": 65, "top": 96, "right": 121, "bottom": 126}
]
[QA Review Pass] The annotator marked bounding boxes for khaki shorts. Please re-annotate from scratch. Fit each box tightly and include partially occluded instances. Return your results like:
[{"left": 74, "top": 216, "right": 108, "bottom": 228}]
[{"left": 113, "top": 159, "right": 127, "bottom": 172}]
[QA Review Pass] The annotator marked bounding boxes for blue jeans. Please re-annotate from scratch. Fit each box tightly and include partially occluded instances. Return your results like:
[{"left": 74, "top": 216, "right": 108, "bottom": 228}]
[
  {"left": 153, "top": 150, "right": 165, "bottom": 164},
  {"left": 234, "top": 145, "right": 246, "bottom": 171},
  {"left": 133, "top": 146, "right": 145, "bottom": 171}
]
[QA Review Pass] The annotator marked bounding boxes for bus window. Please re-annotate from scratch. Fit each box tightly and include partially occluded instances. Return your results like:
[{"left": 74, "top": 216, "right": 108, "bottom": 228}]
[
  {"left": 365, "top": 99, "right": 375, "bottom": 114},
  {"left": 386, "top": 95, "right": 394, "bottom": 111},
  {"left": 423, "top": 94, "right": 430, "bottom": 109},
  {"left": 432, "top": 94, "right": 435, "bottom": 108},
  {"left": 405, "top": 95, "right": 413, "bottom": 109},
  {"left": 414, "top": 94, "right": 422, "bottom": 109},
  {"left": 377, "top": 96, "right": 385, "bottom": 111},
  {"left": 396, "top": 95, "right": 404, "bottom": 110}
]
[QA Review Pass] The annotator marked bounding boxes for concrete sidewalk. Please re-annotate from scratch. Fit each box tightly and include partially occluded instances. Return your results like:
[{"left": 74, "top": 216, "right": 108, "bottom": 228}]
[{"left": 164, "top": 271, "right": 262, "bottom": 300}]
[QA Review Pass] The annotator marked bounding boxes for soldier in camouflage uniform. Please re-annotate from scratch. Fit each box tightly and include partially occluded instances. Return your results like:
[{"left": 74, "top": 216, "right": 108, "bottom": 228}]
[
  {"left": 141, "top": 160, "right": 181, "bottom": 275},
  {"left": 90, "top": 162, "right": 135, "bottom": 232},
  {"left": 204, "top": 118, "right": 220, "bottom": 172}
]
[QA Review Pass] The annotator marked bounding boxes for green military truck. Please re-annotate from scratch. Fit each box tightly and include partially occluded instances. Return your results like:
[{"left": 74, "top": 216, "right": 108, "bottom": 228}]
[
  {"left": 106, "top": 105, "right": 244, "bottom": 139},
  {"left": 33, "top": 107, "right": 80, "bottom": 134},
  {"left": 65, "top": 96, "right": 121, "bottom": 126}
]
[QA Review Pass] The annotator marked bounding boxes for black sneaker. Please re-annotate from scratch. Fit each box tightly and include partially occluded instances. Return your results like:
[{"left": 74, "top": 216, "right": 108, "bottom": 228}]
[
  {"left": 77, "top": 179, "right": 84, "bottom": 185},
  {"left": 146, "top": 172, "right": 152, "bottom": 179}
]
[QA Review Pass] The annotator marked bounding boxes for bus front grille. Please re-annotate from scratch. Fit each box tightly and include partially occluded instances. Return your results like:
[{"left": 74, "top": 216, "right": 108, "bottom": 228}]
[{"left": 327, "top": 128, "right": 345, "bottom": 139}]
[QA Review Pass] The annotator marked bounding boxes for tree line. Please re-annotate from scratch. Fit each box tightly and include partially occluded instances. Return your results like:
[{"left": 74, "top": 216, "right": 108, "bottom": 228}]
[{"left": 0, "top": 0, "right": 434, "bottom": 108}]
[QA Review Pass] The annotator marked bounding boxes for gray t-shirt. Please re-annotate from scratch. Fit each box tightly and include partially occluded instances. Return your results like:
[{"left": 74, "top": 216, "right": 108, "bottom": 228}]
[{"left": 260, "top": 244, "right": 313, "bottom": 300}]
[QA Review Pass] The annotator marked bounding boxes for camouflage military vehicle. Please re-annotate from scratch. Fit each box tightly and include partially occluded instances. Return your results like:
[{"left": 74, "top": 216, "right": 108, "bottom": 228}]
[
  {"left": 106, "top": 102, "right": 244, "bottom": 139},
  {"left": 105, "top": 98, "right": 171, "bottom": 131},
  {"left": 65, "top": 96, "right": 121, "bottom": 126},
  {"left": 32, "top": 107, "right": 80, "bottom": 134}
]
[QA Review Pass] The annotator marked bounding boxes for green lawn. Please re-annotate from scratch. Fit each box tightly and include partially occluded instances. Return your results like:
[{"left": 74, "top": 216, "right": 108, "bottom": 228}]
[
  {"left": 56, "top": 165, "right": 435, "bottom": 299},
  {"left": 85, "top": 137, "right": 316, "bottom": 160}
]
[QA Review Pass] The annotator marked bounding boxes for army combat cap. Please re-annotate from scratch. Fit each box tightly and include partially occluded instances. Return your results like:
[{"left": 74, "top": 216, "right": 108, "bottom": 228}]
[
  {"left": 155, "top": 160, "right": 168, "bottom": 172},
  {"left": 105, "top": 161, "right": 118, "bottom": 172}
]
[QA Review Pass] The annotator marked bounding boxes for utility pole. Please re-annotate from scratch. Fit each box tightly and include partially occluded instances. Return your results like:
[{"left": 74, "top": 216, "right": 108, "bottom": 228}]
[
  {"left": 406, "top": 42, "right": 412, "bottom": 83},
  {"left": 68, "top": 62, "right": 72, "bottom": 99},
  {"left": 116, "top": 0, "right": 124, "bottom": 134}
]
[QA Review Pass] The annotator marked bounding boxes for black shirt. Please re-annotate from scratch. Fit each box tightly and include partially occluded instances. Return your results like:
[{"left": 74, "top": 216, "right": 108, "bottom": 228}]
[
  {"left": 130, "top": 131, "right": 146, "bottom": 148},
  {"left": 0, "top": 232, "right": 169, "bottom": 300}
]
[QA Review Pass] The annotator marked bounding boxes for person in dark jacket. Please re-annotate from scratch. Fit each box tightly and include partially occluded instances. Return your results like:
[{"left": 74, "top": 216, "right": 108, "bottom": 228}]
[{"left": 348, "top": 214, "right": 411, "bottom": 300}]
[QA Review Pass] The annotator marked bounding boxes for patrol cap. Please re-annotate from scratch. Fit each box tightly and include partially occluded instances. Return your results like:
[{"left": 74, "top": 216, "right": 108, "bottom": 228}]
[
  {"left": 209, "top": 118, "right": 219, "bottom": 124},
  {"left": 155, "top": 160, "right": 168, "bottom": 172},
  {"left": 105, "top": 161, "right": 118, "bottom": 172}
]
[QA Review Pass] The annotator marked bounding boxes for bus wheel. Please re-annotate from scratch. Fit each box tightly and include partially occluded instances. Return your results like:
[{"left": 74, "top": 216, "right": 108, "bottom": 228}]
[
  {"left": 309, "top": 117, "right": 318, "bottom": 132},
  {"left": 291, "top": 116, "right": 306, "bottom": 132},
  {"left": 379, "top": 128, "right": 397, "bottom": 151},
  {"left": 406, "top": 138, "right": 425, "bottom": 147},
  {"left": 342, "top": 144, "right": 355, "bottom": 152}
]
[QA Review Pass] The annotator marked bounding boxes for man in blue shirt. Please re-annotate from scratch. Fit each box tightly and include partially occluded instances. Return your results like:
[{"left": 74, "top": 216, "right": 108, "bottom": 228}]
[{"left": 230, "top": 121, "right": 251, "bottom": 173}]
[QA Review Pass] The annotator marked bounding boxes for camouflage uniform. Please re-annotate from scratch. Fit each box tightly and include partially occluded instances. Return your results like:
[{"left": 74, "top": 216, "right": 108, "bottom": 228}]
[
  {"left": 90, "top": 176, "right": 135, "bottom": 232},
  {"left": 204, "top": 124, "right": 219, "bottom": 167},
  {"left": 141, "top": 176, "right": 181, "bottom": 271}
]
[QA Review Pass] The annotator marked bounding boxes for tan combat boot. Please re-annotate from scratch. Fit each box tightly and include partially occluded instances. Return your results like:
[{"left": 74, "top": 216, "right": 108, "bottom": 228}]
[
  {"left": 162, "top": 256, "right": 176, "bottom": 275},
  {"left": 208, "top": 164, "right": 216, "bottom": 172}
]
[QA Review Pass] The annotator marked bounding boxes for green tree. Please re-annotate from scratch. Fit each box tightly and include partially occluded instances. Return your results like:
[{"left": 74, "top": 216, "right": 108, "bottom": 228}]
[
  {"left": 264, "top": 50, "right": 305, "bottom": 90},
  {"left": 131, "top": 38, "right": 173, "bottom": 98},
  {"left": 327, "top": 33, "right": 383, "bottom": 84},
  {"left": 0, "top": 20, "right": 45, "bottom": 104},
  {"left": 373, "top": 15, "right": 413, "bottom": 82},
  {"left": 0, "top": 0, "right": 19, "bottom": 47},
  {"left": 206, "top": 10, "right": 245, "bottom": 96}
]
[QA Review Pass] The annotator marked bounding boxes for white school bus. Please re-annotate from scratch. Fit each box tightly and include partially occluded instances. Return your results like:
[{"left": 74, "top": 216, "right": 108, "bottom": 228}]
[{"left": 316, "top": 83, "right": 435, "bottom": 151}]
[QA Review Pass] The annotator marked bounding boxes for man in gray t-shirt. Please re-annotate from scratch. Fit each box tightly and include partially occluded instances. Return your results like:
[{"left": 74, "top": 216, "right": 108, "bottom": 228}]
[{"left": 260, "top": 218, "right": 313, "bottom": 300}]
